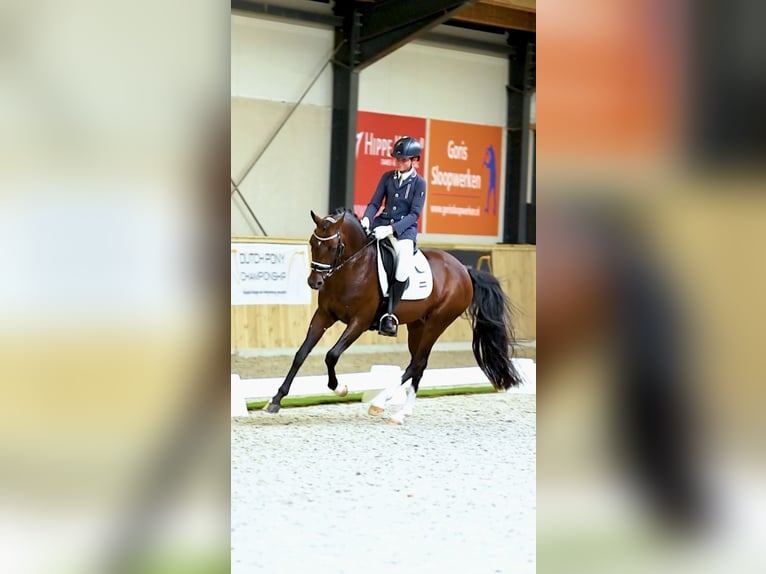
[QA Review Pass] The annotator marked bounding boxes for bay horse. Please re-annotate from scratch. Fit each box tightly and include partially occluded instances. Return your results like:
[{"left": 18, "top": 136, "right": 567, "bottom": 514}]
[{"left": 262, "top": 207, "right": 522, "bottom": 420}]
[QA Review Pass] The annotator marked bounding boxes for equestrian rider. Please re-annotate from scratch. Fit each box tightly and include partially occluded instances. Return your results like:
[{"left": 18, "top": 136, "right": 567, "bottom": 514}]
[{"left": 361, "top": 136, "right": 426, "bottom": 337}]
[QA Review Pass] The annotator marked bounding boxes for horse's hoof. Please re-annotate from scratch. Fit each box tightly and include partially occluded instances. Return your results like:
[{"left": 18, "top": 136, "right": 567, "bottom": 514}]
[
  {"left": 334, "top": 385, "right": 348, "bottom": 397},
  {"left": 262, "top": 401, "right": 280, "bottom": 414},
  {"left": 368, "top": 405, "right": 385, "bottom": 416}
]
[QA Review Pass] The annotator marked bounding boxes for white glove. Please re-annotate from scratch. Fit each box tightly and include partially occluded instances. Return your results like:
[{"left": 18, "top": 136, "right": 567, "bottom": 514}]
[
  {"left": 360, "top": 217, "right": 370, "bottom": 231},
  {"left": 373, "top": 225, "right": 394, "bottom": 240}
]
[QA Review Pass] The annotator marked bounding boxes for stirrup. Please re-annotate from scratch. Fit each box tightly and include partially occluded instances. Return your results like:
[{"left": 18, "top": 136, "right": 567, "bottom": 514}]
[{"left": 378, "top": 313, "right": 399, "bottom": 336}]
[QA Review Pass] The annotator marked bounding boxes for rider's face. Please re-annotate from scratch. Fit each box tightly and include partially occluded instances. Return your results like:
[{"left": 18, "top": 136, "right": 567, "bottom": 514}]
[{"left": 394, "top": 157, "right": 413, "bottom": 172}]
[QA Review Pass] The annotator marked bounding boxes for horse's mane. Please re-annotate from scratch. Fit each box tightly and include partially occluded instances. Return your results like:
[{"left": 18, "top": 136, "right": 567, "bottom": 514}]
[{"left": 331, "top": 206, "right": 363, "bottom": 233}]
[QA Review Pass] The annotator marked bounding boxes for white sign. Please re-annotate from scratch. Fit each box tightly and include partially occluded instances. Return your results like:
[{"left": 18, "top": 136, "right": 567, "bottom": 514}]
[{"left": 231, "top": 242, "right": 311, "bottom": 305}]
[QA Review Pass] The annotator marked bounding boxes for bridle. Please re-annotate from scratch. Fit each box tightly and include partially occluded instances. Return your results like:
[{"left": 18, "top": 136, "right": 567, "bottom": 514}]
[{"left": 310, "top": 217, "right": 375, "bottom": 280}]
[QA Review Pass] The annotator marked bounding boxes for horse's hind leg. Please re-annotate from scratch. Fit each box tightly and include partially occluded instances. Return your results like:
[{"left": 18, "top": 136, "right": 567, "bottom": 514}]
[
  {"left": 405, "top": 320, "right": 428, "bottom": 402},
  {"left": 388, "top": 320, "right": 431, "bottom": 423},
  {"left": 370, "top": 321, "right": 421, "bottom": 419},
  {"left": 392, "top": 313, "right": 460, "bottom": 424},
  {"left": 404, "top": 316, "right": 455, "bottom": 392}
]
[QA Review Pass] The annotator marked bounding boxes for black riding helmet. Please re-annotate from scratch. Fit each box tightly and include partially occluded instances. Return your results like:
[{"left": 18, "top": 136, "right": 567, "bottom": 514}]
[{"left": 391, "top": 136, "right": 422, "bottom": 161}]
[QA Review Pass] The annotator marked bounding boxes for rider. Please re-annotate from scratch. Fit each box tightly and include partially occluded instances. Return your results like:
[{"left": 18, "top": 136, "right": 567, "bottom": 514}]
[{"left": 360, "top": 136, "right": 426, "bottom": 337}]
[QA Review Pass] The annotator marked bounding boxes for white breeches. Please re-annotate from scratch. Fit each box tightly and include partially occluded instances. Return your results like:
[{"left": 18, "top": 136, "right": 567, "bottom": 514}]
[{"left": 394, "top": 239, "right": 414, "bottom": 281}]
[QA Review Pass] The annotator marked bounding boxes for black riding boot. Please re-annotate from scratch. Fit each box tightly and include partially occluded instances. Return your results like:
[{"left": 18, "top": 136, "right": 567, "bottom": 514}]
[{"left": 379, "top": 279, "right": 408, "bottom": 337}]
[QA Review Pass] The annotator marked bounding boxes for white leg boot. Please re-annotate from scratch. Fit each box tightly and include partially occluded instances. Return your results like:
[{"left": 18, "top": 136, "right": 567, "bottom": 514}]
[{"left": 401, "top": 385, "right": 417, "bottom": 416}]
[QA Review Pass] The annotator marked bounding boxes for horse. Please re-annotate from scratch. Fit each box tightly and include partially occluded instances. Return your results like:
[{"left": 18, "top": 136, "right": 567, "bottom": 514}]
[{"left": 262, "top": 207, "right": 523, "bottom": 422}]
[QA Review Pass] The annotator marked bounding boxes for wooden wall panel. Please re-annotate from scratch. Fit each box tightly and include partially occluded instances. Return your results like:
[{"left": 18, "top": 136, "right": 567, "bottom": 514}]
[
  {"left": 231, "top": 239, "right": 535, "bottom": 352},
  {"left": 492, "top": 245, "right": 537, "bottom": 340}
]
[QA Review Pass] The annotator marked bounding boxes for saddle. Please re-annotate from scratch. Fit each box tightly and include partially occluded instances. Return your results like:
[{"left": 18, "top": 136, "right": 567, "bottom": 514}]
[
  {"left": 376, "top": 238, "right": 433, "bottom": 300},
  {"left": 366, "top": 238, "right": 432, "bottom": 332}
]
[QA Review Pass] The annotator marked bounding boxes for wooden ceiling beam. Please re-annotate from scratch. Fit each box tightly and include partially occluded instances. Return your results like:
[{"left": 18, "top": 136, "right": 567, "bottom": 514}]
[
  {"left": 478, "top": 0, "right": 536, "bottom": 14},
  {"left": 452, "top": 3, "right": 535, "bottom": 31}
]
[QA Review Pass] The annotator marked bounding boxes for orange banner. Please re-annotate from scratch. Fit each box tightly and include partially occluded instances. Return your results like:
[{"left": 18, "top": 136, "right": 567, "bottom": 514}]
[{"left": 425, "top": 120, "right": 503, "bottom": 236}]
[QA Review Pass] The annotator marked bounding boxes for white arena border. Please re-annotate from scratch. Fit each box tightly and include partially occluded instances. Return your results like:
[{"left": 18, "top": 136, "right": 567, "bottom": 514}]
[{"left": 232, "top": 358, "right": 535, "bottom": 416}]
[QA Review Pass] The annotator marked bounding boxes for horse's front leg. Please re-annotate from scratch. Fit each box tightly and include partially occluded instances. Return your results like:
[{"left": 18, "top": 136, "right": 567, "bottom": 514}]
[
  {"left": 324, "top": 318, "right": 369, "bottom": 396},
  {"left": 263, "top": 309, "right": 335, "bottom": 413}
]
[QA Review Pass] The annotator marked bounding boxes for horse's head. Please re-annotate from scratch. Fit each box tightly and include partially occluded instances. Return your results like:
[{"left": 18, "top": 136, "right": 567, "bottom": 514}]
[
  {"left": 307, "top": 208, "right": 370, "bottom": 290},
  {"left": 307, "top": 210, "right": 347, "bottom": 290}
]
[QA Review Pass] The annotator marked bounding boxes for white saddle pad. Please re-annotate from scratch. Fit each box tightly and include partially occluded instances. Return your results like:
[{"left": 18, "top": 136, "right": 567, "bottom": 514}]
[{"left": 376, "top": 243, "right": 433, "bottom": 300}]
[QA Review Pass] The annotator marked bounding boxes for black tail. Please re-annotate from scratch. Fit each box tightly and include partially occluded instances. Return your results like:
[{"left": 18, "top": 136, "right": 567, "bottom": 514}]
[{"left": 466, "top": 268, "right": 522, "bottom": 390}]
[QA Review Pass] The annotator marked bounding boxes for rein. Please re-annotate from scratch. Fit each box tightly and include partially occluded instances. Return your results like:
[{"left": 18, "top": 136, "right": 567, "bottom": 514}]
[{"left": 311, "top": 230, "right": 376, "bottom": 280}]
